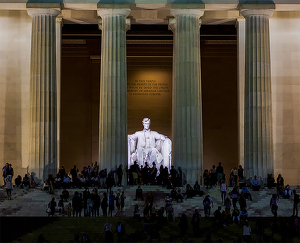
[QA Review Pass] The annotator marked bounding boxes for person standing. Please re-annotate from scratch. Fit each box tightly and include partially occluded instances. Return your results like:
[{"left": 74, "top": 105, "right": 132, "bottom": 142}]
[
  {"left": 121, "top": 191, "right": 126, "bottom": 212},
  {"left": 210, "top": 165, "right": 217, "bottom": 186},
  {"left": 170, "top": 166, "right": 178, "bottom": 186},
  {"left": 231, "top": 167, "right": 238, "bottom": 186},
  {"left": 99, "top": 168, "right": 107, "bottom": 189},
  {"left": 191, "top": 209, "right": 201, "bottom": 237},
  {"left": 116, "top": 164, "right": 123, "bottom": 187},
  {"left": 48, "top": 197, "right": 56, "bottom": 217},
  {"left": 101, "top": 192, "right": 108, "bottom": 217},
  {"left": 103, "top": 219, "right": 113, "bottom": 242},
  {"left": 83, "top": 188, "right": 90, "bottom": 216},
  {"left": 70, "top": 165, "right": 78, "bottom": 186},
  {"left": 238, "top": 165, "right": 244, "bottom": 181},
  {"left": 6, "top": 164, "right": 14, "bottom": 181},
  {"left": 115, "top": 193, "right": 121, "bottom": 217},
  {"left": 106, "top": 172, "right": 114, "bottom": 193},
  {"left": 270, "top": 194, "right": 279, "bottom": 217},
  {"left": 86, "top": 190, "right": 95, "bottom": 217},
  {"left": 5, "top": 177, "right": 13, "bottom": 200},
  {"left": 231, "top": 186, "right": 240, "bottom": 208},
  {"left": 150, "top": 163, "right": 157, "bottom": 185},
  {"left": 220, "top": 181, "right": 227, "bottom": 204},
  {"left": 93, "top": 161, "right": 99, "bottom": 176},
  {"left": 239, "top": 193, "right": 247, "bottom": 211},
  {"left": 203, "top": 195, "right": 213, "bottom": 217},
  {"left": 243, "top": 221, "right": 251, "bottom": 243},
  {"left": 293, "top": 189, "right": 299, "bottom": 216},
  {"left": 108, "top": 191, "right": 115, "bottom": 217},
  {"left": 94, "top": 189, "right": 101, "bottom": 217},
  {"left": 2, "top": 163, "right": 9, "bottom": 187},
  {"left": 216, "top": 162, "right": 224, "bottom": 185},
  {"left": 276, "top": 174, "right": 284, "bottom": 195},
  {"left": 115, "top": 221, "right": 126, "bottom": 242},
  {"left": 72, "top": 191, "right": 82, "bottom": 217}
]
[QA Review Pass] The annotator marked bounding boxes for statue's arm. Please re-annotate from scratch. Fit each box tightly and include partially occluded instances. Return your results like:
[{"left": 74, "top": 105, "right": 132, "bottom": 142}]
[
  {"left": 154, "top": 131, "right": 166, "bottom": 141},
  {"left": 128, "top": 133, "right": 138, "bottom": 153},
  {"left": 129, "top": 132, "right": 138, "bottom": 141}
]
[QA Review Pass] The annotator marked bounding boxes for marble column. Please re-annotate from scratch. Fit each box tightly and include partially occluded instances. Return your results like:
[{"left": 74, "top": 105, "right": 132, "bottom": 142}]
[
  {"left": 97, "top": 8, "right": 130, "bottom": 174},
  {"left": 240, "top": 8, "right": 274, "bottom": 179},
  {"left": 27, "top": 9, "right": 60, "bottom": 181},
  {"left": 236, "top": 18, "right": 246, "bottom": 169},
  {"left": 169, "top": 9, "right": 204, "bottom": 184},
  {"left": 56, "top": 17, "right": 63, "bottom": 174}
]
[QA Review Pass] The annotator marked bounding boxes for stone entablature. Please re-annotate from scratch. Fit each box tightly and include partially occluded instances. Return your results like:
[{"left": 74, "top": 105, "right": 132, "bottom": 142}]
[
  {"left": 1, "top": 0, "right": 300, "bottom": 5},
  {"left": 0, "top": 2, "right": 299, "bottom": 26}
]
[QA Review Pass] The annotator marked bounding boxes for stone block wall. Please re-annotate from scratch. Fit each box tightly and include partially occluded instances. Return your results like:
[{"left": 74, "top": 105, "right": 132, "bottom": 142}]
[
  {"left": 0, "top": 10, "right": 31, "bottom": 185},
  {"left": 270, "top": 12, "right": 300, "bottom": 185}
]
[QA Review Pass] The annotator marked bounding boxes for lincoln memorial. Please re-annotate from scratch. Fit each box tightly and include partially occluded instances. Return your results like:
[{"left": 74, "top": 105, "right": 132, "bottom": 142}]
[{"left": 1, "top": 0, "right": 300, "bottom": 185}]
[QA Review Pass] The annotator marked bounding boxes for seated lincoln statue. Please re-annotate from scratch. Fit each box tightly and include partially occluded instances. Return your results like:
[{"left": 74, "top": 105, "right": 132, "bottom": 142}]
[{"left": 128, "top": 118, "right": 172, "bottom": 170}]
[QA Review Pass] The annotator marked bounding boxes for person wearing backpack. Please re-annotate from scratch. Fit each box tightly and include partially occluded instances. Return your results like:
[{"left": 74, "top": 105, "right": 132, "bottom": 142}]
[{"left": 203, "top": 195, "right": 213, "bottom": 217}]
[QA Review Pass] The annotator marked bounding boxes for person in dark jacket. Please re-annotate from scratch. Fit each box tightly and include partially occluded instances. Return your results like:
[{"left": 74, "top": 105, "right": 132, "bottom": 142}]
[
  {"left": 116, "top": 165, "right": 123, "bottom": 187},
  {"left": 48, "top": 197, "right": 56, "bottom": 217},
  {"left": 101, "top": 192, "right": 108, "bottom": 217},
  {"left": 72, "top": 191, "right": 82, "bottom": 217},
  {"left": 191, "top": 209, "right": 201, "bottom": 236},
  {"left": 94, "top": 189, "right": 101, "bottom": 217}
]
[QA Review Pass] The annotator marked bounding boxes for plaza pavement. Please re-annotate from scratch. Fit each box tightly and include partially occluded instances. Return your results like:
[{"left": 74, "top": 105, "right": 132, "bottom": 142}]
[{"left": 0, "top": 184, "right": 299, "bottom": 217}]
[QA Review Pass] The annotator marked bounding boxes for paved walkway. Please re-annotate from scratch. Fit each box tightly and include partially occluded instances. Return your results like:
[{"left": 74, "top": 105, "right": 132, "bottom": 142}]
[{"left": 0, "top": 184, "right": 299, "bottom": 217}]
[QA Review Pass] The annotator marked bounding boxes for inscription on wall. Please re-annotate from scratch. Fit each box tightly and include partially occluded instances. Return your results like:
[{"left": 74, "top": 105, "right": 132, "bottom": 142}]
[{"left": 127, "top": 79, "right": 169, "bottom": 96}]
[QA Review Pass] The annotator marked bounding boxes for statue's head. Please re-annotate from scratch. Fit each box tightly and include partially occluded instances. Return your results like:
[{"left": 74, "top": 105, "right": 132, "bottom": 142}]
[{"left": 142, "top": 118, "right": 151, "bottom": 130}]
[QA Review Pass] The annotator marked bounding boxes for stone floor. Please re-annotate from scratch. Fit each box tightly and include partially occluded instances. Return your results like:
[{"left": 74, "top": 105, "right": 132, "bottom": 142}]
[{"left": 0, "top": 184, "right": 299, "bottom": 217}]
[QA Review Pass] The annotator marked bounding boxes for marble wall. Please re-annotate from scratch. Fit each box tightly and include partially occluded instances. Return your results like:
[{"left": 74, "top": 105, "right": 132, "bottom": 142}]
[
  {"left": 0, "top": 10, "right": 31, "bottom": 185},
  {"left": 270, "top": 12, "right": 300, "bottom": 185}
]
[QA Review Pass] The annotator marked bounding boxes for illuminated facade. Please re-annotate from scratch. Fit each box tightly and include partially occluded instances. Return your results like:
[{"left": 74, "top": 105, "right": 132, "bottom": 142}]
[{"left": 0, "top": 1, "right": 300, "bottom": 184}]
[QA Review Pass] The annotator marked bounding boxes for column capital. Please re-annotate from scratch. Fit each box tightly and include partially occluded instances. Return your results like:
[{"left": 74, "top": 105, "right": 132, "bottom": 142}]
[
  {"left": 98, "top": 18, "right": 131, "bottom": 31},
  {"left": 240, "top": 9, "right": 274, "bottom": 18},
  {"left": 169, "top": 10, "right": 203, "bottom": 33},
  {"left": 168, "top": 17, "right": 202, "bottom": 33},
  {"left": 97, "top": 8, "right": 130, "bottom": 18},
  {"left": 239, "top": 4, "right": 275, "bottom": 18},
  {"left": 27, "top": 8, "right": 61, "bottom": 17},
  {"left": 170, "top": 9, "right": 204, "bottom": 18}
]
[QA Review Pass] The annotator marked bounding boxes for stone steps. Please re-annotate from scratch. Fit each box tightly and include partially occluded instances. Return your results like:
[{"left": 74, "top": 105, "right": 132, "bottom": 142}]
[{"left": 0, "top": 185, "right": 297, "bottom": 217}]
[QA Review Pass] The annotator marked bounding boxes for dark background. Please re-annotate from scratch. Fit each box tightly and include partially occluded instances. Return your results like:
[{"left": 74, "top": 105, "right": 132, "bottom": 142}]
[{"left": 60, "top": 24, "right": 238, "bottom": 179}]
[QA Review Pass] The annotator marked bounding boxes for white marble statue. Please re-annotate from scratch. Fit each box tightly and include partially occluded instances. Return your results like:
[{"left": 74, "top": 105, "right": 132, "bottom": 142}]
[{"left": 128, "top": 118, "right": 172, "bottom": 169}]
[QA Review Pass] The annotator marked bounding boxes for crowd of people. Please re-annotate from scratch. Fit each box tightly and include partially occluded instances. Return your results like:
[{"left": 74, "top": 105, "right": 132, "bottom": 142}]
[{"left": 2, "top": 161, "right": 300, "bottom": 242}]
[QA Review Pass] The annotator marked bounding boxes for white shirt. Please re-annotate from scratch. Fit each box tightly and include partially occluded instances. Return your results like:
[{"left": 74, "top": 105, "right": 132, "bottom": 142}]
[{"left": 221, "top": 183, "right": 227, "bottom": 192}]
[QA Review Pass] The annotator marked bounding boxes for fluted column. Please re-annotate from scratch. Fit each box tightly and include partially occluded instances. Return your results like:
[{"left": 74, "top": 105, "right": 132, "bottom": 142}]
[
  {"left": 241, "top": 8, "right": 274, "bottom": 179},
  {"left": 236, "top": 18, "right": 246, "bottom": 170},
  {"left": 97, "top": 8, "right": 130, "bottom": 173},
  {"left": 56, "top": 17, "right": 63, "bottom": 173},
  {"left": 27, "top": 8, "right": 60, "bottom": 180},
  {"left": 170, "top": 9, "right": 204, "bottom": 184}
]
